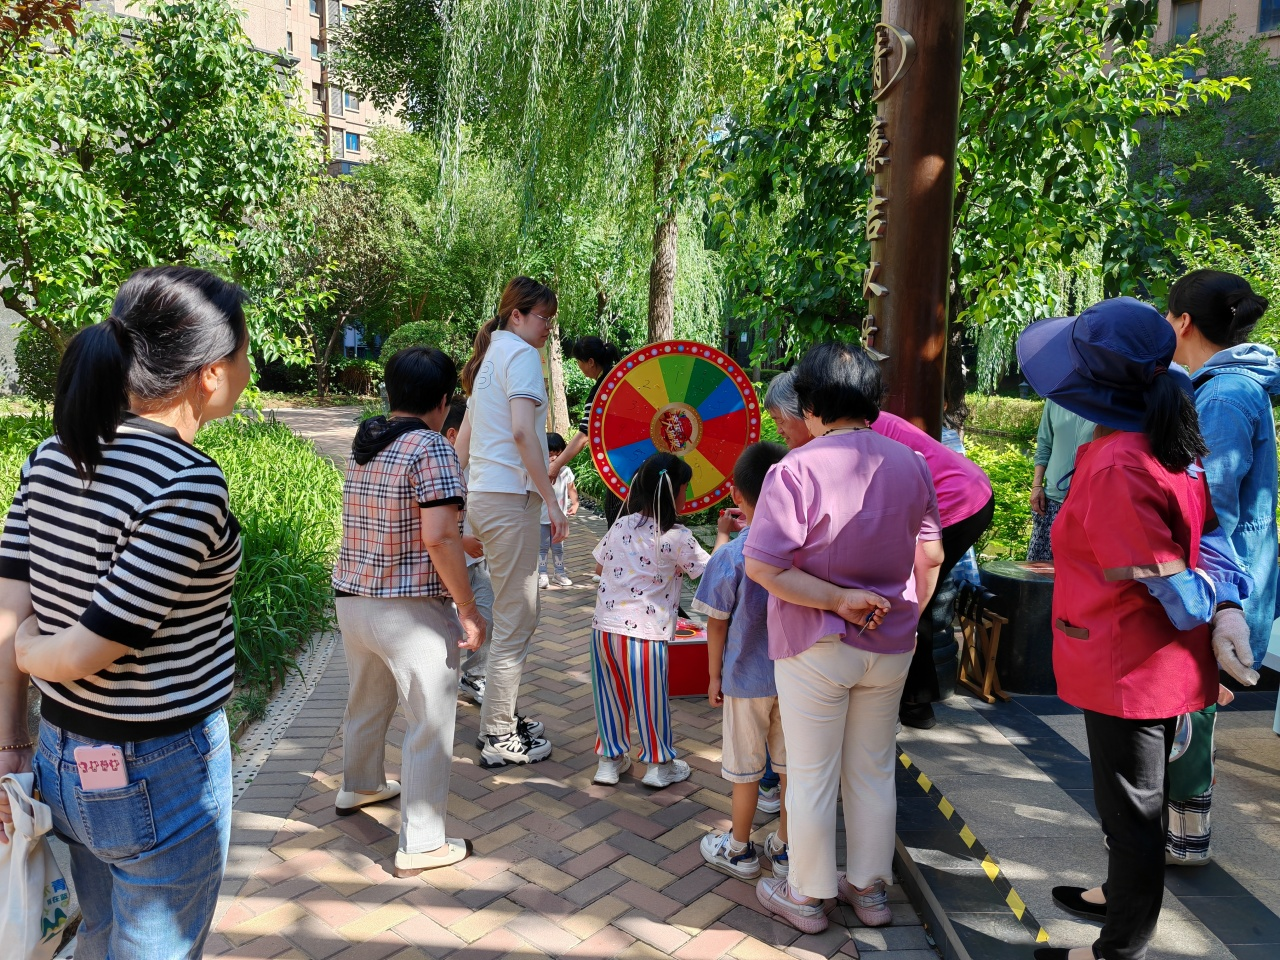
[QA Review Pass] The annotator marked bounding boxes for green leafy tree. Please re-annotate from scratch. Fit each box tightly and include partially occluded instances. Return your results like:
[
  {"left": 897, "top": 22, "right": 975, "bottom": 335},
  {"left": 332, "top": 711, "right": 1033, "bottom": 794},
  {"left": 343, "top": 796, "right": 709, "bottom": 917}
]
[
  {"left": 0, "top": 0, "right": 321, "bottom": 366},
  {"left": 707, "top": 0, "right": 1244, "bottom": 414},
  {"left": 334, "top": 0, "right": 752, "bottom": 343}
]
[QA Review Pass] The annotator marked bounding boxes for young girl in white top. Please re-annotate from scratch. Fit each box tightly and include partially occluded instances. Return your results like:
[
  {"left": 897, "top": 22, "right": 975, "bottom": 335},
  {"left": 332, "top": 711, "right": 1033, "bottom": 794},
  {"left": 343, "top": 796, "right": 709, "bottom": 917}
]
[{"left": 590, "top": 453, "right": 731, "bottom": 788}]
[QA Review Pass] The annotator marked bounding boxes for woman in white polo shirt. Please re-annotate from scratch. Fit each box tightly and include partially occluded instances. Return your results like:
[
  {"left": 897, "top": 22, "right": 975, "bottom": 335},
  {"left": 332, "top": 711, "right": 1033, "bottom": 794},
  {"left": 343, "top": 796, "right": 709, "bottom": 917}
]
[{"left": 457, "top": 277, "right": 568, "bottom": 767}]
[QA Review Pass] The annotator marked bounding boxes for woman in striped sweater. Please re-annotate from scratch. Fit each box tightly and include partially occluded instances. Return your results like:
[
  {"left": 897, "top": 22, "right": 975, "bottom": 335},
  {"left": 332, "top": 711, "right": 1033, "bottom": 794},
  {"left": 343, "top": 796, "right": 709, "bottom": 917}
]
[{"left": 0, "top": 267, "right": 250, "bottom": 960}]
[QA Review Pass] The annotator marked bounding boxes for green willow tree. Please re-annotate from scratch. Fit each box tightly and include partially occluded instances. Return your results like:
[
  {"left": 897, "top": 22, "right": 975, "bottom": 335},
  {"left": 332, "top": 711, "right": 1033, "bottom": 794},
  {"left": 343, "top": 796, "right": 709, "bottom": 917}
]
[
  {"left": 334, "top": 0, "right": 755, "bottom": 343},
  {"left": 707, "top": 0, "right": 1243, "bottom": 415},
  {"left": 0, "top": 0, "right": 321, "bottom": 371}
]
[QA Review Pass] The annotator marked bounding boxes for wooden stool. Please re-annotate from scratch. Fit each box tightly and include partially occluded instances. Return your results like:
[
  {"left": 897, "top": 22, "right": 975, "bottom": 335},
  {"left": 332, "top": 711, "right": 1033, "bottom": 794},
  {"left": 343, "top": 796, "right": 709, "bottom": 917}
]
[{"left": 954, "top": 583, "right": 1010, "bottom": 704}]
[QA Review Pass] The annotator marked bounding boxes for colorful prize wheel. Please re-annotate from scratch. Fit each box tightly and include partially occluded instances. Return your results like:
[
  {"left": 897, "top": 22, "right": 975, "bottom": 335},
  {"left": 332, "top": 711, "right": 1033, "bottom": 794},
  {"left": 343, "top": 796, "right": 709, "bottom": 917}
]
[{"left": 588, "top": 340, "right": 761, "bottom": 515}]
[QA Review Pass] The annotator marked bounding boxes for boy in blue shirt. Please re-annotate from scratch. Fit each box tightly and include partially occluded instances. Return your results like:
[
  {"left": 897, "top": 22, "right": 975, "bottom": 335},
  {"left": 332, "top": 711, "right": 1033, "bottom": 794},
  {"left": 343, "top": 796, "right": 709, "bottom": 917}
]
[{"left": 694, "top": 442, "right": 789, "bottom": 880}]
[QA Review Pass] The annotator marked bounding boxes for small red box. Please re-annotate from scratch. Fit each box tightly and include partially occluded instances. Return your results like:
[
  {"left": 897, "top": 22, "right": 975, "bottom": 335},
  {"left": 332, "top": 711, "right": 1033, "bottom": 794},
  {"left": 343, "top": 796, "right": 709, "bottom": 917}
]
[{"left": 668, "top": 619, "right": 710, "bottom": 698}]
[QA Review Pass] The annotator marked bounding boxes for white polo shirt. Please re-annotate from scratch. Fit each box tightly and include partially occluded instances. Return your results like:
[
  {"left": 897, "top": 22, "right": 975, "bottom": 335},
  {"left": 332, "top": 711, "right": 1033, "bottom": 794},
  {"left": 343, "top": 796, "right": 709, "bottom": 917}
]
[{"left": 468, "top": 329, "right": 549, "bottom": 494}]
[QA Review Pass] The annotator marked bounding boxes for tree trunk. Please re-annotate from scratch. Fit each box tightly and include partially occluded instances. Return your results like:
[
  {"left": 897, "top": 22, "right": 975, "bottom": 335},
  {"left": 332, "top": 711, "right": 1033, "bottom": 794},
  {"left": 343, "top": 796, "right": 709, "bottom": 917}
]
[
  {"left": 316, "top": 318, "right": 347, "bottom": 398},
  {"left": 647, "top": 210, "right": 677, "bottom": 343},
  {"left": 647, "top": 150, "right": 677, "bottom": 344},
  {"left": 546, "top": 322, "right": 572, "bottom": 436}
]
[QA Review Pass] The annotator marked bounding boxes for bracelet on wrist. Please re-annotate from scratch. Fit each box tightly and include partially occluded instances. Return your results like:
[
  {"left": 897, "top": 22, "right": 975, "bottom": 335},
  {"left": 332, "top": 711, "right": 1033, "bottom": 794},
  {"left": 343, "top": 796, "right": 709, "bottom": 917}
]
[
  {"left": 1032, "top": 485, "right": 1043, "bottom": 490},
  {"left": 0, "top": 740, "right": 34, "bottom": 751},
  {"left": 456, "top": 597, "right": 477, "bottom": 609}
]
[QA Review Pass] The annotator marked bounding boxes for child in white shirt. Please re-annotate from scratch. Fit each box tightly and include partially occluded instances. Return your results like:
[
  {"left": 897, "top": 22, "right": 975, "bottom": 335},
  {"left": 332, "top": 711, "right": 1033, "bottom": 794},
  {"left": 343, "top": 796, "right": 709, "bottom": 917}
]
[
  {"left": 590, "top": 452, "right": 732, "bottom": 789},
  {"left": 539, "top": 433, "right": 579, "bottom": 587}
]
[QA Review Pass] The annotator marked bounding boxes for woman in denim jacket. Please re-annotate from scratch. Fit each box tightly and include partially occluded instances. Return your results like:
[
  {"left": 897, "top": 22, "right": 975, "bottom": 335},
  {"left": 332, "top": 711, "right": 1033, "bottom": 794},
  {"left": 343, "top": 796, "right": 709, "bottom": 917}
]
[{"left": 1166, "top": 268, "right": 1276, "bottom": 866}]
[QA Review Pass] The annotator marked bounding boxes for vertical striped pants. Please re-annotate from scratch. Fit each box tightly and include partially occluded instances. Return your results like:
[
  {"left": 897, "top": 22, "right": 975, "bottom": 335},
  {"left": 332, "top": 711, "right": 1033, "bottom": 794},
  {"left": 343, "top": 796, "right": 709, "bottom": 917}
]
[{"left": 591, "top": 630, "right": 676, "bottom": 764}]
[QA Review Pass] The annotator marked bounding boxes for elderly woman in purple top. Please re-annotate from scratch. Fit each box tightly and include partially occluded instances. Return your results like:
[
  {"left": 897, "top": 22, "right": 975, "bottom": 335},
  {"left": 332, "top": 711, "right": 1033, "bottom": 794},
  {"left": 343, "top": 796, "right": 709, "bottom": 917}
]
[{"left": 745, "top": 343, "right": 945, "bottom": 935}]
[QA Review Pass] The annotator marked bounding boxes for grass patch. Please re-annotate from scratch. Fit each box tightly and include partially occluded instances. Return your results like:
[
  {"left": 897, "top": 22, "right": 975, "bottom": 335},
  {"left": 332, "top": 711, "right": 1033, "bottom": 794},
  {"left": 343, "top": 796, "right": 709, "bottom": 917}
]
[
  {"left": 965, "top": 394, "right": 1043, "bottom": 442},
  {"left": 0, "top": 413, "right": 342, "bottom": 733}
]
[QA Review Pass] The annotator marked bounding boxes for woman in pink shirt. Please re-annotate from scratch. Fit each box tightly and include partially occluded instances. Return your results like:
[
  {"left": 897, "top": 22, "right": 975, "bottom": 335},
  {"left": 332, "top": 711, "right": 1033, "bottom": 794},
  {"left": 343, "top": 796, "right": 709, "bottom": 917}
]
[
  {"left": 746, "top": 344, "right": 944, "bottom": 934},
  {"left": 764, "top": 371, "right": 992, "bottom": 729}
]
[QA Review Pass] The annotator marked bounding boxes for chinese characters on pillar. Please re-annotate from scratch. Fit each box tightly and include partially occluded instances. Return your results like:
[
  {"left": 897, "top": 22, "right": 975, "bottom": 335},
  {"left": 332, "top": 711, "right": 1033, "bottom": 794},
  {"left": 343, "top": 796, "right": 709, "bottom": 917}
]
[{"left": 861, "top": 22, "right": 916, "bottom": 356}]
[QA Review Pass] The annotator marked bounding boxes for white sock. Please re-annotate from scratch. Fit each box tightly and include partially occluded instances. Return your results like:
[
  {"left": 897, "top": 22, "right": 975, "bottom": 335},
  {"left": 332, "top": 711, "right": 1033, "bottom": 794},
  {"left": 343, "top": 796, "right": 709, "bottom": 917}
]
[{"left": 728, "top": 837, "right": 748, "bottom": 854}]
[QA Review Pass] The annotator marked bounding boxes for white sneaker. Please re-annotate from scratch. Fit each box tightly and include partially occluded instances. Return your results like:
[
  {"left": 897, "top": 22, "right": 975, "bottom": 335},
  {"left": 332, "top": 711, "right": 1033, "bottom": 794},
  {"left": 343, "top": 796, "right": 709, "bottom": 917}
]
[
  {"left": 641, "top": 758, "right": 691, "bottom": 789},
  {"left": 480, "top": 730, "right": 552, "bottom": 768},
  {"left": 700, "top": 831, "right": 761, "bottom": 879},
  {"left": 474, "top": 715, "right": 545, "bottom": 749},
  {"left": 335, "top": 780, "right": 401, "bottom": 816},
  {"left": 764, "top": 831, "right": 789, "bottom": 879},
  {"left": 554, "top": 574, "right": 573, "bottom": 586},
  {"left": 538, "top": 574, "right": 550, "bottom": 589},
  {"left": 393, "top": 839, "right": 472, "bottom": 877},
  {"left": 458, "top": 674, "right": 485, "bottom": 705},
  {"left": 593, "top": 754, "right": 633, "bottom": 785},
  {"left": 757, "top": 783, "right": 781, "bottom": 814}
]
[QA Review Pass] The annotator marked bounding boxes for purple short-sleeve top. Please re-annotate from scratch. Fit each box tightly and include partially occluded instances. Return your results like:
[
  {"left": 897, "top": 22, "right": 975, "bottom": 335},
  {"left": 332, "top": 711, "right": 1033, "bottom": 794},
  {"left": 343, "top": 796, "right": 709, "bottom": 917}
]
[{"left": 743, "top": 430, "right": 942, "bottom": 660}]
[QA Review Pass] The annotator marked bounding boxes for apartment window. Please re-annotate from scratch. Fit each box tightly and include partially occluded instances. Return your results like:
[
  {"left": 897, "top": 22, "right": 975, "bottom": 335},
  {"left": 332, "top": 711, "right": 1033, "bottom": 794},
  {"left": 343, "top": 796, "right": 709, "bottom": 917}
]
[
  {"left": 311, "top": 38, "right": 322, "bottom": 60},
  {"left": 332, "top": 128, "right": 345, "bottom": 158},
  {"left": 1172, "top": 1, "right": 1200, "bottom": 40},
  {"left": 1262, "top": 1, "right": 1280, "bottom": 33},
  {"left": 312, "top": 83, "right": 324, "bottom": 104},
  {"left": 342, "top": 4, "right": 354, "bottom": 24},
  {"left": 286, "top": 31, "right": 293, "bottom": 53},
  {"left": 309, "top": 0, "right": 319, "bottom": 15},
  {"left": 285, "top": 0, "right": 291, "bottom": 7},
  {"left": 343, "top": 90, "right": 361, "bottom": 111},
  {"left": 345, "top": 132, "right": 361, "bottom": 154}
]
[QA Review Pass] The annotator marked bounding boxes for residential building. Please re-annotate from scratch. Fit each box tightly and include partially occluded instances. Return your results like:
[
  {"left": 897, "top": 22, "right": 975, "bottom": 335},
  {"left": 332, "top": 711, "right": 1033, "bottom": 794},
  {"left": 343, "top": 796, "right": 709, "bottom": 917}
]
[
  {"left": 1157, "top": 1, "right": 1280, "bottom": 56},
  {"left": 100, "top": 1, "right": 389, "bottom": 174}
]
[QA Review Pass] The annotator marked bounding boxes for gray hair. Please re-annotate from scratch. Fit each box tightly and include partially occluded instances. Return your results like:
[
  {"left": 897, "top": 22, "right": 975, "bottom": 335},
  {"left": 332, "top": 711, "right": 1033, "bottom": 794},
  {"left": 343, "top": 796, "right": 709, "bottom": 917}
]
[{"left": 763, "top": 370, "right": 804, "bottom": 420}]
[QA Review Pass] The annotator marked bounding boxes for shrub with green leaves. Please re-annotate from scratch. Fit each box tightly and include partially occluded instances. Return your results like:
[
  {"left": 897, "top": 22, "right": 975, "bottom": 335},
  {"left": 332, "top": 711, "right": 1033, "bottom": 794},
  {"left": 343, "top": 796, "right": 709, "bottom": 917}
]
[
  {"left": 0, "top": 414, "right": 343, "bottom": 731},
  {"left": 965, "top": 394, "right": 1044, "bottom": 442},
  {"left": 966, "top": 435, "right": 1034, "bottom": 560}
]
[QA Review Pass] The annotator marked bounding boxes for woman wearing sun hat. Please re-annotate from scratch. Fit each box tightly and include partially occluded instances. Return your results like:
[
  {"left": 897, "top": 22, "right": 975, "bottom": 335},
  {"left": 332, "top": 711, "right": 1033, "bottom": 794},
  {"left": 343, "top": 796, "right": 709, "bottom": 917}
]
[{"left": 1015, "top": 297, "right": 1254, "bottom": 960}]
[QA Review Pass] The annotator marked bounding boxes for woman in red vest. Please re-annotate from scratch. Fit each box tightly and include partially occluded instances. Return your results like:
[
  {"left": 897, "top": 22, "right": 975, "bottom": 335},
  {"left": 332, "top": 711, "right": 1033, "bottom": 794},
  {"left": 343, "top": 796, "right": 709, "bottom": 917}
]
[{"left": 1016, "top": 298, "right": 1254, "bottom": 960}]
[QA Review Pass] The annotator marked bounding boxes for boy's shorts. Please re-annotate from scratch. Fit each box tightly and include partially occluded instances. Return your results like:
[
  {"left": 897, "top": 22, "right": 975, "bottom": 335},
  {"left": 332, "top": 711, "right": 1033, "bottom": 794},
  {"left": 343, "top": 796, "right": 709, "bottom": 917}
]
[{"left": 721, "top": 695, "right": 786, "bottom": 783}]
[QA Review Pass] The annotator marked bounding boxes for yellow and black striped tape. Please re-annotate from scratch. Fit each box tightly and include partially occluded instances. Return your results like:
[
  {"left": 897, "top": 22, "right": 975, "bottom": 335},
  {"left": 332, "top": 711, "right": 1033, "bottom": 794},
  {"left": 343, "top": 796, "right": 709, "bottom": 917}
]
[{"left": 898, "top": 749, "right": 1050, "bottom": 945}]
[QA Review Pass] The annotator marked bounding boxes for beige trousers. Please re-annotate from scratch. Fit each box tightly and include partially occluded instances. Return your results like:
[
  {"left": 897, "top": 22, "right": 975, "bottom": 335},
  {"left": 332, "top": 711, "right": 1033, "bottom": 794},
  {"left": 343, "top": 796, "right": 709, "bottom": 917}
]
[
  {"left": 468, "top": 491, "right": 543, "bottom": 737},
  {"left": 337, "top": 595, "right": 462, "bottom": 854},
  {"left": 774, "top": 637, "right": 913, "bottom": 898}
]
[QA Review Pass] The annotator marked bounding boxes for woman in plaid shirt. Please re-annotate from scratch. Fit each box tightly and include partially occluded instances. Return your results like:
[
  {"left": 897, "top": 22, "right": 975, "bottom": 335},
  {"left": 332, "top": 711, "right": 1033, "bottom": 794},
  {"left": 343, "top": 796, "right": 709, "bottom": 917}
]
[{"left": 332, "top": 347, "right": 487, "bottom": 876}]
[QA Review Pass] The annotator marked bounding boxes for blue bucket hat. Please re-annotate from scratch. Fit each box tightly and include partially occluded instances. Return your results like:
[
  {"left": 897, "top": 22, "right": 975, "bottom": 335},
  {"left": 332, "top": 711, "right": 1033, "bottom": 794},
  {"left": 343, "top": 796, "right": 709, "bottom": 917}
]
[{"left": 1015, "top": 296, "right": 1194, "bottom": 433}]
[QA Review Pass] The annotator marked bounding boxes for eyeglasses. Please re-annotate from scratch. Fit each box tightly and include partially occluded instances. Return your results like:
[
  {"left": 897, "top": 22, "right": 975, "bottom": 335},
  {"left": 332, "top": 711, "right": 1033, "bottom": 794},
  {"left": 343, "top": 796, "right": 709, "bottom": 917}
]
[{"left": 519, "top": 311, "right": 553, "bottom": 324}]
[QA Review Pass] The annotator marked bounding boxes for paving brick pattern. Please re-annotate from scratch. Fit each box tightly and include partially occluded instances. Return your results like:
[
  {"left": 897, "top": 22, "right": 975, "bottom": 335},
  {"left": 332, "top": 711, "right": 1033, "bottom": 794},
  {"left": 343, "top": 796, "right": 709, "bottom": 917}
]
[{"left": 208, "top": 510, "right": 926, "bottom": 960}]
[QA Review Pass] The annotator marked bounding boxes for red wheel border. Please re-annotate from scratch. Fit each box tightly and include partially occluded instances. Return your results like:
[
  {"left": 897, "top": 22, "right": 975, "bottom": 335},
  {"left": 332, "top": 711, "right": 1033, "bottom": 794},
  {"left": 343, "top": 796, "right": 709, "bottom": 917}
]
[{"left": 587, "top": 340, "right": 762, "bottom": 515}]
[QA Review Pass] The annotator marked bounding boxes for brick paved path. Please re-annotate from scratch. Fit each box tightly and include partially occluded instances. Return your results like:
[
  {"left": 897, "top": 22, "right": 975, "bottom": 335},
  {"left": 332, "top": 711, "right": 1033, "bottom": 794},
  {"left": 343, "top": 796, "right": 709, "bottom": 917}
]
[{"left": 206, "top": 510, "right": 930, "bottom": 960}]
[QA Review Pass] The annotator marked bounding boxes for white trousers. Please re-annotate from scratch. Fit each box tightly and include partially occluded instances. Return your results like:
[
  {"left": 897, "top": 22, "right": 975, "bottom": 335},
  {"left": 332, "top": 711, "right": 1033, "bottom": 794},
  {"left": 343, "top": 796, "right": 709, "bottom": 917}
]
[
  {"left": 775, "top": 637, "right": 913, "bottom": 898},
  {"left": 337, "top": 595, "right": 462, "bottom": 854}
]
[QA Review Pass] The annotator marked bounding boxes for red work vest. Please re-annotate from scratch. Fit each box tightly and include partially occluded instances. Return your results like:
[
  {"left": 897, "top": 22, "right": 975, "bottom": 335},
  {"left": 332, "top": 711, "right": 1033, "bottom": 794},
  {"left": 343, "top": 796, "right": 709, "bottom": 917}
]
[{"left": 1050, "top": 432, "right": 1217, "bottom": 720}]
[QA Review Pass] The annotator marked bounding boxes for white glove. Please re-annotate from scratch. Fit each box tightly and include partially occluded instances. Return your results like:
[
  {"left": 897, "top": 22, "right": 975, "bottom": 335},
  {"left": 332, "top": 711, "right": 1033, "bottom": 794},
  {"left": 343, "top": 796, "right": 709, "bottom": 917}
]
[{"left": 1211, "top": 607, "right": 1259, "bottom": 686}]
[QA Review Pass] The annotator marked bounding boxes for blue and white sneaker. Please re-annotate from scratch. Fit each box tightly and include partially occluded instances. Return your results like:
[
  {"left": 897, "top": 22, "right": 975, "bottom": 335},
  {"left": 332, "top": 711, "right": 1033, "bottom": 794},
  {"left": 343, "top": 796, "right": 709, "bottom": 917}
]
[
  {"left": 700, "top": 831, "right": 761, "bottom": 879},
  {"left": 758, "top": 783, "right": 782, "bottom": 815},
  {"left": 764, "top": 831, "right": 789, "bottom": 879}
]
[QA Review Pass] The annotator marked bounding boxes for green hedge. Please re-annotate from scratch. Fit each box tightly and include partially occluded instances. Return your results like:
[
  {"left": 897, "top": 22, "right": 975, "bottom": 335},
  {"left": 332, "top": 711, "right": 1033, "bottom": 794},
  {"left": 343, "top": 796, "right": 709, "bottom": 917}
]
[
  {"left": 0, "top": 414, "right": 343, "bottom": 730},
  {"left": 965, "top": 394, "right": 1043, "bottom": 442},
  {"left": 967, "top": 435, "right": 1034, "bottom": 560}
]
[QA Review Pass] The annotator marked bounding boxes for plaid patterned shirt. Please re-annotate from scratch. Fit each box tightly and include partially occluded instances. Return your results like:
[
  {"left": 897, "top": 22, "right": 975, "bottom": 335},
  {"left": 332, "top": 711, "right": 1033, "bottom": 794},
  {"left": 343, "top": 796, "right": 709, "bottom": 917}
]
[{"left": 333, "top": 428, "right": 466, "bottom": 598}]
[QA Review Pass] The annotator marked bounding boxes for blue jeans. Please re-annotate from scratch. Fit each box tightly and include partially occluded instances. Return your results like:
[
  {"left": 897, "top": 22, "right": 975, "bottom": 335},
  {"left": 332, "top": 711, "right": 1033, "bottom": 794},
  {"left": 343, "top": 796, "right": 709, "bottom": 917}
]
[{"left": 34, "top": 711, "right": 232, "bottom": 960}]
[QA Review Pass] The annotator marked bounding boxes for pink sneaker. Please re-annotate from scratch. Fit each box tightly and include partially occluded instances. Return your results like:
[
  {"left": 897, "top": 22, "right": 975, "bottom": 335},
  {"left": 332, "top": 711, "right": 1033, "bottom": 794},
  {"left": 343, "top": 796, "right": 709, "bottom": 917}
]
[
  {"left": 837, "top": 874, "right": 892, "bottom": 926},
  {"left": 755, "top": 876, "right": 828, "bottom": 934}
]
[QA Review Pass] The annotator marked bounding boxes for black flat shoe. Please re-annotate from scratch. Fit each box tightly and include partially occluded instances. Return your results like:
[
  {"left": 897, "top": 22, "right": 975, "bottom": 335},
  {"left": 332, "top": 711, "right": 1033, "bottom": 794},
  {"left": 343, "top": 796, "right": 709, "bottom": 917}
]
[
  {"left": 1052, "top": 885, "right": 1107, "bottom": 921},
  {"left": 900, "top": 702, "right": 937, "bottom": 729}
]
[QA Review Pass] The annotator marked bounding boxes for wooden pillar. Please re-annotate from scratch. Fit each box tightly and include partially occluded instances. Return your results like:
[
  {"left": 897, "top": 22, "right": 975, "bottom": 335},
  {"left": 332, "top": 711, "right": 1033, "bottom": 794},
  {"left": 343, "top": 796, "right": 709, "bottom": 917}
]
[{"left": 861, "top": 1, "right": 965, "bottom": 438}]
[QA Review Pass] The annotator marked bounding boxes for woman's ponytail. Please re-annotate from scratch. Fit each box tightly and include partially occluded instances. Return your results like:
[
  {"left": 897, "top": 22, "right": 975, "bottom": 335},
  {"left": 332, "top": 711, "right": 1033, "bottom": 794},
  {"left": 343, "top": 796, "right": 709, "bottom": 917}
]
[
  {"left": 1143, "top": 372, "right": 1207, "bottom": 473},
  {"left": 52, "top": 265, "right": 247, "bottom": 481},
  {"left": 53, "top": 321, "right": 130, "bottom": 480},
  {"left": 461, "top": 317, "right": 500, "bottom": 396},
  {"left": 1169, "top": 269, "right": 1269, "bottom": 347}
]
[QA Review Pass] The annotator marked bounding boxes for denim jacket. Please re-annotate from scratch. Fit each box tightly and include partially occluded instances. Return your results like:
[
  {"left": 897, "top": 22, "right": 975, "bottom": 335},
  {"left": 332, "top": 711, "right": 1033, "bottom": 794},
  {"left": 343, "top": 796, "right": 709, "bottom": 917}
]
[{"left": 1191, "top": 343, "right": 1280, "bottom": 666}]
